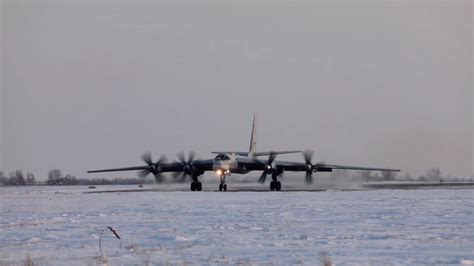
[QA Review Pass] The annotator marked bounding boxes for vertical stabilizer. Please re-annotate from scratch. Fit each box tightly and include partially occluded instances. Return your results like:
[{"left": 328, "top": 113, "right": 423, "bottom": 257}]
[{"left": 249, "top": 113, "right": 258, "bottom": 157}]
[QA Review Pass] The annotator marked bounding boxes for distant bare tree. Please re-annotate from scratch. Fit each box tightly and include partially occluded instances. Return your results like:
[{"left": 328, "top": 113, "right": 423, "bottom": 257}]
[
  {"left": 48, "top": 169, "right": 62, "bottom": 180},
  {"left": 357, "top": 170, "right": 380, "bottom": 182},
  {"left": 402, "top": 172, "right": 413, "bottom": 181},
  {"left": 15, "top": 170, "right": 25, "bottom": 185},
  {"left": 381, "top": 171, "right": 397, "bottom": 181},
  {"left": 47, "top": 169, "right": 63, "bottom": 185},
  {"left": 63, "top": 174, "right": 78, "bottom": 185},
  {"left": 426, "top": 168, "right": 442, "bottom": 181},
  {"left": 0, "top": 171, "right": 6, "bottom": 184},
  {"left": 26, "top": 173, "right": 36, "bottom": 185},
  {"left": 7, "top": 170, "right": 26, "bottom": 185}
]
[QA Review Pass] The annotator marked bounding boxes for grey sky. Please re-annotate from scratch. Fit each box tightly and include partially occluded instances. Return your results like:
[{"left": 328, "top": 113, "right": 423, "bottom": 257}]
[{"left": 1, "top": 1, "right": 472, "bottom": 180}]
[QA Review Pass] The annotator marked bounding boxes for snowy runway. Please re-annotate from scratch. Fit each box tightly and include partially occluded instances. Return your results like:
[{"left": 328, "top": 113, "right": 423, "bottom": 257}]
[{"left": 0, "top": 186, "right": 473, "bottom": 265}]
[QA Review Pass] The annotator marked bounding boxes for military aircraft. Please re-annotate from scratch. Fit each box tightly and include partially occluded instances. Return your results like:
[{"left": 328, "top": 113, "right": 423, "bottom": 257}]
[{"left": 88, "top": 114, "right": 400, "bottom": 191}]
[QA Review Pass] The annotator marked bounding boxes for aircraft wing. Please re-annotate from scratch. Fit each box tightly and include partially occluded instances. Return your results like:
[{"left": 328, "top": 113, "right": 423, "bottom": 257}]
[
  {"left": 238, "top": 159, "right": 401, "bottom": 173},
  {"left": 87, "top": 159, "right": 214, "bottom": 174},
  {"left": 88, "top": 166, "right": 148, "bottom": 173},
  {"left": 313, "top": 164, "right": 401, "bottom": 172}
]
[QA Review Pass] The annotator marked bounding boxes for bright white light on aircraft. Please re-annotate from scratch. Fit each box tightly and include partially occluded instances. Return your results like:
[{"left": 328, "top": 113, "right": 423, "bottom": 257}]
[{"left": 216, "top": 169, "right": 223, "bottom": 176}]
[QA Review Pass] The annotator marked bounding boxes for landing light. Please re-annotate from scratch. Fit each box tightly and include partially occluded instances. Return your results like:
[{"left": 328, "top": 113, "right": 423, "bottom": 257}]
[{"left": 216, "top": 169, "right": 223, "bottom": 176}]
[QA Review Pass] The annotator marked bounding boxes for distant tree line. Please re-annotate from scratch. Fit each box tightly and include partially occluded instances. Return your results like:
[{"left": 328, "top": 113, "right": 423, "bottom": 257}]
[
  {"left": 0, "top": 170, "right": 36, "bottom": 186},
  {"left": 348, "top": 167, "right": 473, "bottom": 182},
  {"left": 0, "top": 167, "right": 472, "bottom": 186},
  {"left": 0, "top": 169, "right": 151, "bottom": 186}
]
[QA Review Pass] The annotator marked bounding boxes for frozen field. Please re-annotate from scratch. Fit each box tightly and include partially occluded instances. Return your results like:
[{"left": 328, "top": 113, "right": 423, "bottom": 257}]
[{"left": 0, "top": 186, "right": 473, "bottom": 265}]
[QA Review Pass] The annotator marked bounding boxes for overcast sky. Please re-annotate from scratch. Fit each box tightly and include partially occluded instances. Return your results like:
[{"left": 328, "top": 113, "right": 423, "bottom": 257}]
[{"left": 1, "top": 1, "right": 472, "bottom": 180}]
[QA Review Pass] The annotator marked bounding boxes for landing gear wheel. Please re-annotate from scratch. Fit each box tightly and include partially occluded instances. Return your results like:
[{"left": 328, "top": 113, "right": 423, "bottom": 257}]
[
  {"left": 276, "top": 181, "right": 281, "bottom": 191},
  {"left": 190, "top": 182, "right": 196, "bottom": 191},
  {"left": 219, "top": 183, "right": 227, "bottom": 191},
  {"left": 197, "top": 182, "right": 202, "bottom": 191},
  {"left": 270, "top": 181, "right": 275, "bottom": 191}
]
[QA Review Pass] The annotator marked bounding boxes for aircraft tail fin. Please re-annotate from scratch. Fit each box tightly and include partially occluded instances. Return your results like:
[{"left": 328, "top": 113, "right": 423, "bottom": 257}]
[
  {"left": 211, "top": 114, "right": 301, "bottom": 157},
  {"left": 248, "top": 113, "right": 258, "bottom": 157}
]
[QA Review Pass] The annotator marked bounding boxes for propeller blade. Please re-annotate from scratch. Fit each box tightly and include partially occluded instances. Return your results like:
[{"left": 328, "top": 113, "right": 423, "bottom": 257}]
[
  {"left": 138, "top": 169, "right": 151, "bottom": 178},
  {"left": 156, "top": 154, "right": 168, "bottom": 165},
  {"left": 188, "top": 151, "right": 196, "bottom": 163},
  {"left": 258, "top": 172, "right": 267, "bottom": 183},
  {"left": 305, "top": 172, "right": 313, "bottom": 184},
  {"left": 141, "top": 152, "right": 154, "bottom": 166},
  {"left": 153, "top": 173, "right": 165, "bottom": 183},
  {"left": 177, "top": 152, "right": 186, "bottom": 164},
  {"left": 171, "top": 171, "right": 182, "bottom": 179},
  {"left": 302, "top": 150, "right": 315, "bottom": 183},
  {"left": 177, "top": 172, "right": 187, "bottom": 182},
  {"left": 303, "top": 150, "right": 314, "bottom": 165},
  {"left": 268, "top": 151, "right": 276, "bottom": 165},
  {"left": 171, "top": 171, "right": 187, "bottom": 182}
]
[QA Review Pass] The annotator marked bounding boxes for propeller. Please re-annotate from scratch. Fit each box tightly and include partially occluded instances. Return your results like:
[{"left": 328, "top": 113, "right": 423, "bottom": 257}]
[
  {"left": 303, "top": 150, "right": 315, "bottom": 184},
  {"left": 171, "top": 151, "right": 197, "bottom": 182},
  {"left": 258, "top": 152, "right": 277, "bottom": 183},
  {"left": 138, "top": 152, "right": 168, "bottom": 182}
]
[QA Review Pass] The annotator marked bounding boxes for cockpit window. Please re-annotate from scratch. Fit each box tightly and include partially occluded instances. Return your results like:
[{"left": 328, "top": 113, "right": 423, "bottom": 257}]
[{"left": 215, "top": 154, "right": 231, "bottom": 160}]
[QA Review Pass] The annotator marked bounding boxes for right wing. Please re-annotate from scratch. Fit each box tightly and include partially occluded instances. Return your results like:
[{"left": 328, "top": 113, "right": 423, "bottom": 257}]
[
  {"left": 87, "top": 159, "right": 214, "bottom": 174},
  {"left": 88, "top": 166, "right": 148, "bottom": 173}
]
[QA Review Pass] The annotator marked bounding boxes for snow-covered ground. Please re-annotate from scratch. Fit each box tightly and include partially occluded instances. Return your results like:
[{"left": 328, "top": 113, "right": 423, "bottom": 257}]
[{"left": 0, "top": 186, "right": 473, "bottom": 265}]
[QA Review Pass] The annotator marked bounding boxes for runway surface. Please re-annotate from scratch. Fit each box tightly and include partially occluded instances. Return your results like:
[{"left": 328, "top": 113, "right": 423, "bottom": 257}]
[{"left": 0, "top": 185, "right": 473, "bottom": 265}]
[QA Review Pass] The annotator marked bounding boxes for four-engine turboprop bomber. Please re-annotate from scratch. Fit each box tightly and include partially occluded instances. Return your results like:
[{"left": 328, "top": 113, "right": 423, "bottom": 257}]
[{"left": 88, "top": 114, "right": 400, "bottom": 191}]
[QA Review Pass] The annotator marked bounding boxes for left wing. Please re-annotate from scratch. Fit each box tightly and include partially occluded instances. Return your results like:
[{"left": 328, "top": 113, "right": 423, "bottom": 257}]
[
  {"left": 236, "top": 157, "right": 400, "bottom": 173},
  {"left": 272, "top": 161, "right": 400, "bottom": 172},
  {"left": 312, "top": 164, "right": 401, "bottom": 172}
]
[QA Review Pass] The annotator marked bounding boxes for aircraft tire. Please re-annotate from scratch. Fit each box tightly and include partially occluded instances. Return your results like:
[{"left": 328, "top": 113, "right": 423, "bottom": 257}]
[
  {"left": 276, "top": 181, "right": 281, "bottom": 191},
  {"left": 219, "top": 184, "right": 223, "bottom": 191},
  {"left": 223, "top": 184, "right": 227, "bottom": 191},
  {"left": 270, "top": 181, "right": 275, "bottom": 191},
  {"left": 190, "top": 182, "right": 196, "bottom": 191},
  {"left": 197, "top": 182, "right": 202, "bottom": 191}
]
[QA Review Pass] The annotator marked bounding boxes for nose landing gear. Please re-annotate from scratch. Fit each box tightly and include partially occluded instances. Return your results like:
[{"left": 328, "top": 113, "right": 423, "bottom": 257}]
[
  {"left": 219, "top": 175, "right": 227, "bottom": 191},
  {"left": 219, "top": 183, "right": 227, "bottom": 191}
]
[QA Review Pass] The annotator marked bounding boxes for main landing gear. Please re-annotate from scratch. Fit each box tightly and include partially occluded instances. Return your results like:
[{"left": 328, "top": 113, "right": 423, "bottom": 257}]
[
  {"left": 190, "top": 181, "right": 202, "bottom": 191},
  {"left": 190, "top": 174, "right": 202, "bottom": 191},
  {"left": 270, "top": 174, "right": 282, "bottom": 191},
  {"left": 219, "top": 175, "right": 227, "bottom": 191}
]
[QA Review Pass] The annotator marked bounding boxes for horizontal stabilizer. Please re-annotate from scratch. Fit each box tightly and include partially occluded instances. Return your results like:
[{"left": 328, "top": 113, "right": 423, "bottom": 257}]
[
  {"left": 254, "top": 151, "right": 301, "bottom": 156},
  {"left": 211, "top": 150, "right": 301, "bottom": 157},
  {"left": 211, "top": 151, "right": 251, "bottom": 156}
]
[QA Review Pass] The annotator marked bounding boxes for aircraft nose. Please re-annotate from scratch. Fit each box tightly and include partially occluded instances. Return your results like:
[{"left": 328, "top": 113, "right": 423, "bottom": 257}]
[{"left": 213, "top": 160, "right": 229, "bottom": 171}]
